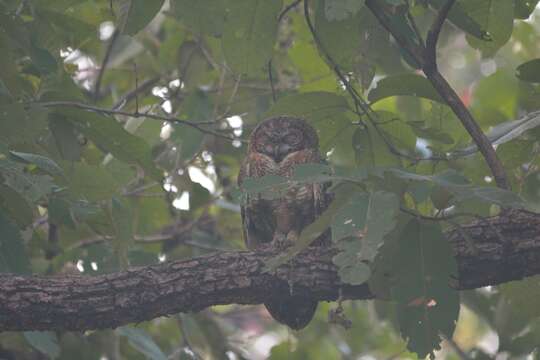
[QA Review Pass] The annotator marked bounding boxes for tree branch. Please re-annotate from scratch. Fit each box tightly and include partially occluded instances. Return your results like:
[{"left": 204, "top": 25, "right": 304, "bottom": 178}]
[
  {"left": 1, "top": 210, "right": 539, "bottom": 332},
  {"left": 365, "top": 0, "right": 510, "bottom": 190},
  {"left": 35, "top": 101, "right": 238, "bottom": 142}
]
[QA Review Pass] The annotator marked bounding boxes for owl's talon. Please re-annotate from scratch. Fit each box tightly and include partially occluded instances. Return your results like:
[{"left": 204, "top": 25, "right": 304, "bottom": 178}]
[{"left": 272, "top": 232, "right": 291, "bottom": 250}]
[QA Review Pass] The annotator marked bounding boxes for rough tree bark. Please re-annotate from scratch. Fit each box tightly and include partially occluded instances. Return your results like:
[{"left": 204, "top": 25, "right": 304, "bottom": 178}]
[{"left": 1, "top": 209, "right": 539, "bottom": 332}]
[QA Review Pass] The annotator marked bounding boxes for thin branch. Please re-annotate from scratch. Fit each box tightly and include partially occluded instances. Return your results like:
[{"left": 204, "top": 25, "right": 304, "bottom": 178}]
[
  {"left": 278, "top": 0, "right": 302, "bottom": 22},
  {"left": 268, "top": 59, "right": 277, "bottom": 102},
  {"left": 35, "top": 101, "right": 237, "bottom": 142},
  {"left": 94, "top": 29, "right": 120, "bottom": 102},
  {"left": 112, "top": 76, "right": 161, "bottom": 110},
  {"left": 405, "top": 0, "right": 424, "bottom": 47},
  {"left": 365, "top": 0, "right": 510, "bottom": 190},
  {"left": 425, "top": 0, "right": 456, "bottom": 71}
]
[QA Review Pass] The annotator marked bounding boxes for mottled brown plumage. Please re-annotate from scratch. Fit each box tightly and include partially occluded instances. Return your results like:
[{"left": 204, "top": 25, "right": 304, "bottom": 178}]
[{"left": 238, "top": 116, "right": 330, "bottom": 329}]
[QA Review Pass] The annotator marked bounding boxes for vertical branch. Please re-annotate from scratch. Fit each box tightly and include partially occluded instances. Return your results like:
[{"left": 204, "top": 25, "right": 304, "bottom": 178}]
[
  {"left": 93, "top": 28, "right": 120, "bottom": 102},
  {"left": 365, "top": 0, "right": 510, "bottom": 190}
]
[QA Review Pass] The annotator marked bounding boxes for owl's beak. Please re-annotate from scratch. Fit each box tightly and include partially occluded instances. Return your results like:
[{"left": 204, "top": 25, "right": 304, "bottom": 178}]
[{"left": 274, "top": 143, "right": 291, "bottom": 162}]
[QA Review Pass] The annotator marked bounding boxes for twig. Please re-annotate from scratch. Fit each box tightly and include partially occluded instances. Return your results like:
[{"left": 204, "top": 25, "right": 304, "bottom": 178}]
[
  {"left": 278, "top": 0, "right": 302, "bottom": 22},
  {"left": 112, "top": 76, "right": 161, "bottom": 110},
  {"left": 35, "top": 101, "right": 237, "bottom": 141},
  {"left": 94, "top": 28, "right": 120, "bottom": 102},
  {"left": 268, "top": 59, "right": 277, "bottom": 102},
  {"left": 132, "top": 62, "right": 140, "bottom": 114},
  {"left": 365, "top": 0, "right": 510, "bottom": 190}
]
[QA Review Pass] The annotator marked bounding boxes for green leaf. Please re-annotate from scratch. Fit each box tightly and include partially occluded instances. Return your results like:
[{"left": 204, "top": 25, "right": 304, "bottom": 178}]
[
  {"left": 368, "top": 74, "right": 443, "bottom": 104},
  {"left": 353, "top": 124, "right": 400, "bottom": 168},
  {"left": 0, "top": 184, "right": 34, "bottom": 228},
  {"left": 29, "top": 39, "right": 58, "bottom": 75},
  {"left": 171, "top": 91, "right": 212, "bottom": 162},
  {"left": 500, "top": 276, "right": 540, "bottom": 319},
  {"left": 116, "top": 0, "right": 165, "bottom": 35},
  {"left": 391, "top": 219, "right": 459, "bottom": 358},
  {"left": 0, "top": 159, "right": 55, "bottom": 203},
  {"left": 222, "top": 0, "right": 282, "bottom": 76},
  {"left": 333, "top": 191, "right": 399, "bottom": 285},
  {"left": 315, "top": 0, "right": 363, "bottom": 70},
  {"left": 516, "top": 59, "right": 540, "bottom": 83},
  {"left": 23, "top": 331, "right": 60, "bottom": 359},
  {"left": 174, "top": 0, "right": 226, "bottom": 36},
  {"left": 324, "top": 0, "right": 364, "bottom": 20},
  {"left": 428, "top": 0, "right": 487, "bottom": 40},
  {"left": 62, "top": 162, "right": 119, "bottom": 201},
  {"left": 111, "top": 197, "right": 134, "bottom": 268},
  {"left": 117, "top": 327, "right": 167, "bottom": 360},
  {"left": 0, "top": 208, "right": 30, "bottom": 273},
  {"left": 61, "top": 109, "right": 161, "bottom": 180},
  {"left": 514, "top": 0, "right": 539, "bottom": 19},
  {"left": 9, "top": 151, "right": 64, "bottom": 177},
  {"left": 463, "top": 0, "right": 514, "bottom": 57},
  {"left": 49, "top": 115, "right": 82, "bottom": 161},
  {"left": 0, "top": 104, "right": 49, "bottom": 145}
]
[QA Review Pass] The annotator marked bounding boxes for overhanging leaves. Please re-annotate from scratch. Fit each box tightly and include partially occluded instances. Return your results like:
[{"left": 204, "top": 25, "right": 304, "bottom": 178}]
[{"left": 391, "top": 219, "right": 459, "bottom": 358}]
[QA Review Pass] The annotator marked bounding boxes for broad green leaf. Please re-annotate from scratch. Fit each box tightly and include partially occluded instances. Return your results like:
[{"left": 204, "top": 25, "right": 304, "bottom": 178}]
[
  {"left": 324, "top": 0, "right": 364, "bottom": 21},
  {"left": 0, "top": 184, "right": 33, "bottom": 228},
  {"left": 353, "top": 124, "right": 400, "bottom": 168},
  {"left": 48, "top": 195, "right": 77, "bottom": 229},
  {"left": 368, "top": 74, "right": 443, "bottom": 104},
  {"left": 222, "top": 0, "right": 282, "bottom": 76},
  {"left": 0, "top": 104, "right": 48, "bottom": 145},
  {"left": 49, "top": 115, "right": 82, "bottom": 161},
  {"left": 0, "top": 208, "right": 30, "bottom": 273},
  {"left": 111, "top": 197, "right": 134, "bottom": 268},
  {"left": 171, "top": 91, "right": 212, "bottom": 162},
  {"left": 463, "top": 0, "right": 514, "bottom": 57},
  {"left": 428, "top": 0, "right": 487, "bottom": 40},
  {"left": 117, "top": 327, "right": 167, "bottom": 360},
  {"left": 60, "top": 109, "right": 161, "bottom": 180},
  {"left": 361, "top": 191, "right": 399, "bottom": 261},
  {"left": 392, "top": 219, "right": 459, "bottom": 358},
  {"left": 116, "top": 0, "right": 165, "bottom": 35},
  {"left": 473, "top": 70, "right": 518, "bottom": 119},
  {"left": 9, "top": 151, "right": 64, "bottom": 177},
  {"left": 23, "top": 331, "right": 60, "bottom": 359},
  {"left": 62, "top": 162, "right": 119, "bottom": 201},
  {"left": 29, "top": 39, "right": 58, "bottom": 75},
  {"left": 315, "top": 0, "right": 363, "bottom": 70},
  {"left": 516, "top": 59, "right": 540, "bottom": 83},
  {"left": 500, "top": 276, "right": 540, "bottom": 319},
  {"left": 264, "top": 91, "right": 350, "bottom": 121},
  {"left": 0, "top": 159, "right": 55, "bottom": 203},
  {"left": 174, "top": 0, "right": 226, "bottom": 36},
  {"left": 333, "top": 191, "right": 399, "bottom": 285},
  {"left": 514, "top": 0, "right": 539, "bottom": 19}
]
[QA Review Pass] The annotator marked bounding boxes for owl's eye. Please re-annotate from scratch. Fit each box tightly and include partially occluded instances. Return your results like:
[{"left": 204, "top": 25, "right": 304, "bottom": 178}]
[{"left": 285, "top": 132, "right": 301, "bottom": 145}]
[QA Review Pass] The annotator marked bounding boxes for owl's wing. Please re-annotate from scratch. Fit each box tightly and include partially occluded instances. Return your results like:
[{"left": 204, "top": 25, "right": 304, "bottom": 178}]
[{"left": 238, "top": 153, "right": 276, "bottom": 249}]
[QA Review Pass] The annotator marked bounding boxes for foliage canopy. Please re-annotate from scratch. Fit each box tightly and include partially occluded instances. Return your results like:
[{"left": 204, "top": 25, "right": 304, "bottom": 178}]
[{"left": 1, "top": 0, "right": 540, "bottom": 359}]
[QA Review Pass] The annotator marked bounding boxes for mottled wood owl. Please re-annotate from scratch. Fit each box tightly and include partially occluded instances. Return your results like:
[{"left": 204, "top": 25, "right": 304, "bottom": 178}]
[{"left": 238, "top": 116, "right": 331, "bottom": 330}]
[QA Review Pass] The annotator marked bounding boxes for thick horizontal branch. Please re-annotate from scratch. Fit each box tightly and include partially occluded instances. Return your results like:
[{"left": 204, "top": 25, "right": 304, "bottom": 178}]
[{"left": 1, "top": 210, "right": 539, "bottom": 332}]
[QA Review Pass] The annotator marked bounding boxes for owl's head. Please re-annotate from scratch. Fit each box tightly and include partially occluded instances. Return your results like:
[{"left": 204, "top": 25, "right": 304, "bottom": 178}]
[{"left": 249, "top": 116, "right": 319, "bottom": 162}]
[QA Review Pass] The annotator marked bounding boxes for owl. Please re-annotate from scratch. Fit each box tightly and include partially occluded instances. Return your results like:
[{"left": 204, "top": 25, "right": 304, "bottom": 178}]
[{"left": 238, "top": 116, "right": 331, "bottom": 330}]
